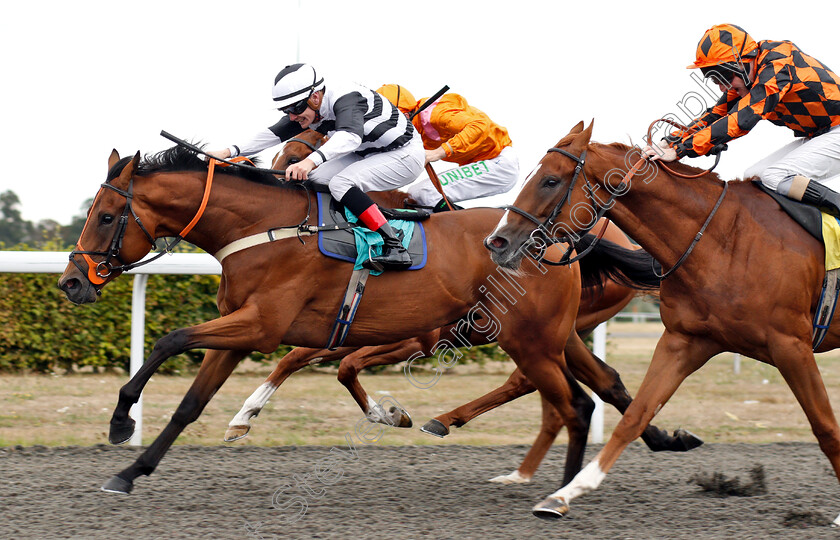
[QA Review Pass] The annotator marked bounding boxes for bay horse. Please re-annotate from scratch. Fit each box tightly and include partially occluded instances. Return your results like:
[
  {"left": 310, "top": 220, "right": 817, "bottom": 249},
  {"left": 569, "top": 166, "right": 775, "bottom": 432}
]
[
  {"left": 57, "top": 143, "right": 652, "bottom": 496},
  {"left": 485, "top": 120, "right": 840, "bottom": 523}
]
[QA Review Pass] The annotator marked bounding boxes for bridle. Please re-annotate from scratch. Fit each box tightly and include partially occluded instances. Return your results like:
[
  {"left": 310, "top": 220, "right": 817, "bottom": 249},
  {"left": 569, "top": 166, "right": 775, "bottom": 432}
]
[
  {"left": 69, "top": 158, "right": 216, "bottom": 289},
  {"left": 285, "top": 134, "right": 324, "bottom": 155},
  {"left": 503, "top": 119, "right": 728, "bottom": 277},
  {"left": 503, "top": 146, "right": 626, "bottom": 266}
]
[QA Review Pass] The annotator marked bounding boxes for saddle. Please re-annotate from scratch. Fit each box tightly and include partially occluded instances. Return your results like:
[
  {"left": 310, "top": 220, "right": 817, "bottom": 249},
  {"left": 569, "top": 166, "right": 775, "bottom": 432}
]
[
  {"left": 314, "top": 190, "right": 429, "bottom": 272},
  {"left": 307, "top": 186, "right": 430, "bottom": 350},
  {"left": 753, "top": 181, "right": 822, "bottom": 240}
]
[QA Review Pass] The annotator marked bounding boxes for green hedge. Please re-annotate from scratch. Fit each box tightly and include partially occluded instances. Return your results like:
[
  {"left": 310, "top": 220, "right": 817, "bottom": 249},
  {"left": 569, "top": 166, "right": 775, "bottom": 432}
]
[
  {"left": 0, "top": 243, "right": 504, "bottom": 374},
  {"left": 0, "top": 242, "right": 292, "bottom": 373},
  {"left": 0, "top": 264, "right": 262, "bottom": 374}
]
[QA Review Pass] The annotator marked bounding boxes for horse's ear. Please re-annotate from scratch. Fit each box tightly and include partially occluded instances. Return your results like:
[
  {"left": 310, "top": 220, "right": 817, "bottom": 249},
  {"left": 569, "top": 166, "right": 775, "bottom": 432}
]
[
  {"left": 108, "top": 149, "right": 120, "bottom": 171},
  {"left": 568, "top": 121, "right": 585, "bottom": 136},
  {"left": 115, "top": 151, "right": 141, "bottom": 187},
  {"left": 582, "top": 119, "right": 594, "bottom": 140},
  {"left": 552, "top": 121, "right": 588, "bottom": 148},
  {"left": 571, "top": 120, "right": 595, "bottom": 150}
]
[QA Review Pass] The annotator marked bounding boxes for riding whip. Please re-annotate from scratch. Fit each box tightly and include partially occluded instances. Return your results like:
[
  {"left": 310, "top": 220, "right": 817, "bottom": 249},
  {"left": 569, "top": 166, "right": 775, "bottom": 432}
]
[{"left": 409, "top": 85, "right": 456, "bottom": 211}]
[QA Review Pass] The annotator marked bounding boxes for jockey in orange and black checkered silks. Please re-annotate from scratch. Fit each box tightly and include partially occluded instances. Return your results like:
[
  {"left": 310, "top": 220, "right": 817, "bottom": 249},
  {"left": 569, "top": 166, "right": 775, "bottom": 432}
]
[{"left": 647, "top": 23, "right": 840, "bottom": 217}]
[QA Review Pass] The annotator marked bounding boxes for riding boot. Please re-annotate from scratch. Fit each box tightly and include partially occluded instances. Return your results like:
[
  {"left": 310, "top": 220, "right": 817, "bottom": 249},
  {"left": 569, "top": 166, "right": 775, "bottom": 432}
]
[
  {"left": 340, "top": 186, "right": 411, "bottom": 271},
  {"left": 370, "top": 222, "right": 412, "bottom": 270},
  {"left": 433, "top": 198, "right": 463, "bottom": 213},
  {"left": 790, "top": 175, "right": 840, "bottom": 218}
]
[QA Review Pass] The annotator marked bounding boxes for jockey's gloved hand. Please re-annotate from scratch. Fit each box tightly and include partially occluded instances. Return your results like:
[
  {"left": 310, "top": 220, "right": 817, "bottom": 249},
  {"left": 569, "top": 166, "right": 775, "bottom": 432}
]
[
  {"left": 642, "top": 141, "right": 677, "bottom": 162},
  {"left": 709, "top": 143, "right": 728, "bottom": 156}
]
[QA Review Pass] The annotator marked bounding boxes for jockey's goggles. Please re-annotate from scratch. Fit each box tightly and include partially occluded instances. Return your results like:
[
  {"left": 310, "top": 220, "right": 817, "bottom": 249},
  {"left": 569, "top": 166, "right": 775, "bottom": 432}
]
[
  {"left": 281, "top": 98, "right": 310, "bottom": 115},
  {"left": 701, "top": 63, "right": 745, "bottom": 85}
]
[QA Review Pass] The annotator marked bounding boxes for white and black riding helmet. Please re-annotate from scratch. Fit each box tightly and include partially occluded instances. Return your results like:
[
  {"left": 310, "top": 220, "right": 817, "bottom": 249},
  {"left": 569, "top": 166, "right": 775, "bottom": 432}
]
[{"left": 271, "top": 63, "right": 325, "bottom": 114}]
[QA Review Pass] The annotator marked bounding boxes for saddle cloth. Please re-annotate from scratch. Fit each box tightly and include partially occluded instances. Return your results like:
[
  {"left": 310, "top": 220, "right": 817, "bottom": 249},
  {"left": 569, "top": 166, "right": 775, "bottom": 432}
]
[
  {"left": 316, "top": 192, "right": 428, "bottom": 273},
  {"left": 822, "top": 215, "right": 840, "bottom": 271}
]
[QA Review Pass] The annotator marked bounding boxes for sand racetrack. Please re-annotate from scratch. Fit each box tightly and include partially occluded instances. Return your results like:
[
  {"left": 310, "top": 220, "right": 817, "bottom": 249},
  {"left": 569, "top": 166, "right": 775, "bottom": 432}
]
[{"left": 2, "top": 442, "right": 839, "bottom": 539}]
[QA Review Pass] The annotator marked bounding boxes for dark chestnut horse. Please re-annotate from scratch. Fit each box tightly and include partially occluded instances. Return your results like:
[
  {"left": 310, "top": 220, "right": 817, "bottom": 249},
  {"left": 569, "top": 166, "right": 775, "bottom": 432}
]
[
  {"left": 486, "top": 120, "right": 840, "bottom": 522},
  {"left": 58, "top": 143, "right": 649, "bottom": 497},
  {"left": 222, "top": 219, "right": 639, "bottom": 436}
]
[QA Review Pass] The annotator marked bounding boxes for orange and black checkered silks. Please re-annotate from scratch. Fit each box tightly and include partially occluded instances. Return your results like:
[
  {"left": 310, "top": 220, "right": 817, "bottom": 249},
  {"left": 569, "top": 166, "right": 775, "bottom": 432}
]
[{"left": 673, "top": 40, "right": 840, "bottom": 158}]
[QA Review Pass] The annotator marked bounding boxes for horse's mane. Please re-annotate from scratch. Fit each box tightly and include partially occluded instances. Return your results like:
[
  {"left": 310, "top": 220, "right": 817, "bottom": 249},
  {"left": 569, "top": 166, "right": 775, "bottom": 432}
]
[
  {"left": 594, "top": 142, "right": 726, "bottom": 183},
  {"left": 107, "top": 144, "right": 282, "bottom": 187}
]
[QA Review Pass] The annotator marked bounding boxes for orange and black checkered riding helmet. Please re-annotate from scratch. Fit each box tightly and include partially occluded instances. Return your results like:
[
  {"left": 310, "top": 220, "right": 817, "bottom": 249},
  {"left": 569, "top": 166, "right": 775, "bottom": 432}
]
[{"left": 688, "top": 23, "right": 758, "bottom": 69}]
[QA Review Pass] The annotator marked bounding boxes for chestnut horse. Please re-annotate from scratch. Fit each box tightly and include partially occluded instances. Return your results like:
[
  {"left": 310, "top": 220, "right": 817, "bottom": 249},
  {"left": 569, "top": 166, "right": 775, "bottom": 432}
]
[
  {"left": 486, "top": 120, "right": 840, "bottom": 522},
  {"left": 57, "top": 143, "right": 652, "bottom": 496},
  {"left": 219, "top": 135, "right": 699, "bottom": 486}
]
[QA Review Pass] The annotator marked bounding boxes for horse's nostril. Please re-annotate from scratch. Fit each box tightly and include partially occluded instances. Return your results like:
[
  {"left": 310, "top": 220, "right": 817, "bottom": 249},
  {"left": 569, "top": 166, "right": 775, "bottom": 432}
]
[
  {"left": 62, "top": 278, "right": 79, "bottom": 291},
  {"left": 485, "top": 236, "right": 508, "bottom": 251}
]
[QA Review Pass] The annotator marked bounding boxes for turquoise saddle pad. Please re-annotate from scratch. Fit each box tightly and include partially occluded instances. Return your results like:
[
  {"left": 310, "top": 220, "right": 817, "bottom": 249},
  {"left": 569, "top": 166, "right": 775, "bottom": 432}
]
[{"left": 316, "top": 192, "right": 428, "bottom": 274}]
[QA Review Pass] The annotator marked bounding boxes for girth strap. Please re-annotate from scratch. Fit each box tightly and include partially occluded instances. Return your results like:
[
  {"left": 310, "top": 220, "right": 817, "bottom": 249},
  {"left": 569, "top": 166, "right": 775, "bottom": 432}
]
[
  {"left": 813, "top": 268, "right": 840, "bottom": 350},
  {"left": 214, "top": 228, "right": 313, "bottom": 262},
  {"left": 326, "top": 268, "right": 371, "bottom": 350}
]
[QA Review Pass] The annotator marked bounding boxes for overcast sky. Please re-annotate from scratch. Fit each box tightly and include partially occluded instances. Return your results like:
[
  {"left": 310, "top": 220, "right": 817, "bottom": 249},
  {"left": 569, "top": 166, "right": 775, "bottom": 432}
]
[{"left": 4, "top": 1, "right": 839, "bottom": 225}]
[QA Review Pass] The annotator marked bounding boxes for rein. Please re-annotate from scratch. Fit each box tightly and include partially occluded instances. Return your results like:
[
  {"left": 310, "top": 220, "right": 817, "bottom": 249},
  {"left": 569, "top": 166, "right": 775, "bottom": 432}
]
[
  {"left": 647, "top": 118, "right": 726, "bottom": 179},
  {"left": 503, "top": 147, "right": 618, "bottom": 266},
  {"left": 504, "top": 118, "right": 730, "bottom": 277},
  {"left": 654, "top": 180, "right": 728, "bottom": 279},
  {"left": 285, "top": 135, "right": 324, "bottom": 154}
]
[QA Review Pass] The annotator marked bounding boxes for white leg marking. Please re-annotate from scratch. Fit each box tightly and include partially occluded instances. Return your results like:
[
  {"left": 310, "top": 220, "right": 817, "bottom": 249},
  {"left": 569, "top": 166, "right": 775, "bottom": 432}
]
[
  {"left": 488, "top": 469, "right": 531, "bottom": 484},
  {"left": 549, "top": 459, "right": 605, "bottom": 503},
  {"left": 833, "top": 512, "right": 840, "bottom": 527},
  {"left": 366, "top": 395, "right": 389, "bottom": 424},
  {"left": 228, "top": 382, "right": 278, "bottom": 427}
]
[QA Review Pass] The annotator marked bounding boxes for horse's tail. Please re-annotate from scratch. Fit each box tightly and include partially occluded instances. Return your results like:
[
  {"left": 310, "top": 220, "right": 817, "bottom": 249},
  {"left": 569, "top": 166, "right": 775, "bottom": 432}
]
[{"left": 574, "top": 234, "right": 662, "bottom": 293}]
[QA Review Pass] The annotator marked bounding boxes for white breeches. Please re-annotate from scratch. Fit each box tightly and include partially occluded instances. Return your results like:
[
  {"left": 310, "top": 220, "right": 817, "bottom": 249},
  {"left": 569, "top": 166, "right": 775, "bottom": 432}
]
[
  {"left": 407, "top": 146, "right": 520, "bottom": 206},
  {"left": 308, "top": 136, "right": 425, "bottom": 200},
  {"left": 744, "top": 124, "right": 840, "bottom": 195}
]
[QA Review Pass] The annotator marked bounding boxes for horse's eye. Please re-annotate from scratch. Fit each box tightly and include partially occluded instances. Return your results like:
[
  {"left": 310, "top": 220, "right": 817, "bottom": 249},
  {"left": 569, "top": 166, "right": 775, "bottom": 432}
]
[
  {"left": 542, "top": 177, "right": 561, "bottom": 189},
  {"left": 100, "top": 214, "right": 114, "bottom": 225},
  {"left": 288, "top": 157, "right": 302, "bottom": 165}
]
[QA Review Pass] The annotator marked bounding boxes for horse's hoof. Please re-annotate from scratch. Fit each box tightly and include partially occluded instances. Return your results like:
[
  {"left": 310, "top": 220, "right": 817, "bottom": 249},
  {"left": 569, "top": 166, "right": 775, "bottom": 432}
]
[
  {"left": 101, "top": 475, "right": 133, "bottom": 494},
  {"left": 674, "top": 428, "right": 704, "bottom": 451},
  {"left": 108, "top": 418, "right": 136, "bottom": 445},
  {"left": 532, "top": 497, "right": 569, "bottom": 520},
  {"left": 489, "top": 470, "right": 531, "bottom": 484},
  {"left": 388, "top": 406, "right": 413, "bottom": 428},
  {"left": 224, "top": 425, "right": 250, "bottom": 442},
  {"left": 420, "top": 419, "right": 449, "bottom": 438}
]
